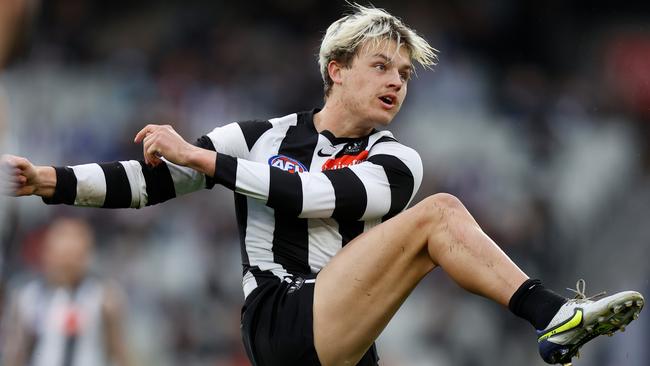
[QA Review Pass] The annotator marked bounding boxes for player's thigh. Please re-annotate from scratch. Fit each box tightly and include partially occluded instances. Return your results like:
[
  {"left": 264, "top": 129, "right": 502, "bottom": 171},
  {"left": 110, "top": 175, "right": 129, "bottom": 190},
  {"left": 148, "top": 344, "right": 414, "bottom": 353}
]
[{"left": 313, "top": 201, "right": 436, "bottom": 366}]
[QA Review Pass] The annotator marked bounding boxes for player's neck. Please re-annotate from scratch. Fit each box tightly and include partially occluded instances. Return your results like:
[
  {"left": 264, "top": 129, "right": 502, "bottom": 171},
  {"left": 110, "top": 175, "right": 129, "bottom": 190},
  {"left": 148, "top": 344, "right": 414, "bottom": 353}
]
[{"left": 314, "top": 100, "right": 374, "bottom": 138}]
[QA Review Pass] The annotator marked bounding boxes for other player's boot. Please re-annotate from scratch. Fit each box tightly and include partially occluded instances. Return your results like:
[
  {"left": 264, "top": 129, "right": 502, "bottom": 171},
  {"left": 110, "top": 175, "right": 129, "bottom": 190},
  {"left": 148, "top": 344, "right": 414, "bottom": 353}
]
[{"left": 537, "top": 279, "right": 644, "bottom": 365}]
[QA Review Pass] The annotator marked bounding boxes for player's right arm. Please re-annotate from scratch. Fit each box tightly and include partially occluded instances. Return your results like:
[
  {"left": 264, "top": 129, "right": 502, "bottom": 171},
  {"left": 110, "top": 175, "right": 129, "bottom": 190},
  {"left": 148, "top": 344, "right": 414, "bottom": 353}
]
[
  {"left": 1, "top": 152, "right": 203, "bottom": 208},
  {"left": 1, "top": 121, "right": 250, "bottom": 208}
]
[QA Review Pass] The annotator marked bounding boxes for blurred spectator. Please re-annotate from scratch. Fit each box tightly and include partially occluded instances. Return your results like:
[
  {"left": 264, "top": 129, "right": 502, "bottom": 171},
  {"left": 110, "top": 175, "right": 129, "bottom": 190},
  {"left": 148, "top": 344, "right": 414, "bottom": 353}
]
[
  {"left": 0, "top": 0, "right": 34, "bottom": 72},
  {"left": 2, "top": 217, "right": 133, "bottom": 366}
]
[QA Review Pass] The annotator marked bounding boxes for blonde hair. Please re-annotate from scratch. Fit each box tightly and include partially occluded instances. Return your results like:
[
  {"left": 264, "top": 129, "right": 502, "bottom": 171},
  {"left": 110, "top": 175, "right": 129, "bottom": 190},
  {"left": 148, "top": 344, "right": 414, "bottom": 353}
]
[{"left": 319, "top": 3, "right": 438, "bottom": 96}]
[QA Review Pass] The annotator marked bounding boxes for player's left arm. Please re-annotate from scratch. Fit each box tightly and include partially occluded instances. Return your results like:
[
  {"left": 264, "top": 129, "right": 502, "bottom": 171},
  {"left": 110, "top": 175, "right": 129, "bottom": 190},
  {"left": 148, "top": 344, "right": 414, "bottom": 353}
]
[
  {"left": 1, "top": 291, "right": 35, "bottom": 366},
  {"left": 209, "top": 139, "right": 423, "bottom": 221},
  {"left": 138, "top": 124, "right": 423, "bottom": 220}
]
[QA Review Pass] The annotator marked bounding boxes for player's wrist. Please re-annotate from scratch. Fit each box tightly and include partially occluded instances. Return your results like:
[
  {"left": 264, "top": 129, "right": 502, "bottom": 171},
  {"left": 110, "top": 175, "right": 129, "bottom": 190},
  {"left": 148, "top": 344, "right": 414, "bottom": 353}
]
[
  {"left": 34, "top": 166, "right": 56, "bottom": 197},
  {"left": 180, "top": 143, "right": 201, "bottom": 166},
  {"left": 186, "top": 147, "right": 216, "bottom": 176}
]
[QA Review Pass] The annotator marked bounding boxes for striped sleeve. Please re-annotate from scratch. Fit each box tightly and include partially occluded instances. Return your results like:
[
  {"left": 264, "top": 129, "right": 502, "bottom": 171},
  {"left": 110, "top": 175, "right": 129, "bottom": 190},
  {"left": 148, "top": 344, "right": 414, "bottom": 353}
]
[
  {"left": 43, "top": 120, "right": 273, "bottom": 209},
  {"left": 213, "top": 140, "right": 423, "bottom": 221},
  {"left": 42, "top": 135, "right": 219, "bottom": 208}
]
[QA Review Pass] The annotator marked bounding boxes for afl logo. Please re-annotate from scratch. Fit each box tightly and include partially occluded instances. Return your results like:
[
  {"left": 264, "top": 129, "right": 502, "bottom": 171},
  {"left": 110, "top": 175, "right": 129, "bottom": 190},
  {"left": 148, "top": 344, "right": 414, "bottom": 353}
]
[{"left": 268, "top": 155, "right": 307, "bottom": 174}]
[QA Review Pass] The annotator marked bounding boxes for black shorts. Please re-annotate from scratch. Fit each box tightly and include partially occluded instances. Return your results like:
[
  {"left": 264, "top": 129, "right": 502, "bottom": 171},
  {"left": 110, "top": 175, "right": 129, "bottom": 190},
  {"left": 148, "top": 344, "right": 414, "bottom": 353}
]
[{"left": 241, "top": 274, "right": 379, "bottom": 366}]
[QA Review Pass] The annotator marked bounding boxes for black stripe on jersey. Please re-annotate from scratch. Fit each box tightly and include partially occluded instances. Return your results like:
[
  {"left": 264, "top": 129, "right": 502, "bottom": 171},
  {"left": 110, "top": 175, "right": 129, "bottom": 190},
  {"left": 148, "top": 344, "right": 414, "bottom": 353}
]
[
  {"left": 99, "top": 163, "right": 132, "bottom": 208},
  {"left": 374, "top": 136, "right": 398, "bottom": 145},
  {"left": 338, "top": 220, "right": 365, "bottom": 246},
  {"left": 272, "top": 114, "right": 318, "bottom": 274},
  {"left": 268, "top": 169, "right": 302, "bottom": 215},
  {"left": 323, "top": 168, "right": 368, "bottom": 220},
  {"left": 234, "top": 193, "right": 250, "bottom": 267},
  {"left": 214, "top": 153, "right": 238, "bottom": 191},
  {"left": 367, "top": 154, "right": 415, "bottom": 221},
  {"left": 321, "top": 128, "right": 376, "bottom": 146},
  {"left": 43, "top": 166, "right": 77, "bottom": 205},
  {"left": 271, "top": 227, "right": 310, "bottom": 274},
  {"left": 238, "top": 120, "right": 273, "bottom": 151},
  {"left": 248, "top": 265, "right": 282, "bottom": 281},
  {"left": 62, "top": 335, "right": 77, "bottom": 366},
  {"left": 138, "top": 161, "right": 177, "bottom": 206},
  {"left": 333, "top": 135, "right": 370, "bottom": 158},
  {"left": 195, "top": 135, "right": 217, "bottom": 189}
]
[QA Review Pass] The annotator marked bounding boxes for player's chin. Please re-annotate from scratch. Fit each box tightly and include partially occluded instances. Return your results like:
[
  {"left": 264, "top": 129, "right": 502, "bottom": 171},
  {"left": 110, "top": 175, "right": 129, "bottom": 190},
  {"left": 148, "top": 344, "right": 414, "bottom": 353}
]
[{"left": 373, "top": 108, "right": 398, "bottom": 126}]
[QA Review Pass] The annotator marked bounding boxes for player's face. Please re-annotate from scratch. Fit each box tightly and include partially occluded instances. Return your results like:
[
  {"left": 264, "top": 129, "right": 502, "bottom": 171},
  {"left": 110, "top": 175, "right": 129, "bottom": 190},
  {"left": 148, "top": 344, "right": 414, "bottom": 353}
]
[
  {"left": 339, "top": 39, "right": 412, "bottom": 127},
  {"left": 42, "top": 221, "right": 92, "bottom": 286}
]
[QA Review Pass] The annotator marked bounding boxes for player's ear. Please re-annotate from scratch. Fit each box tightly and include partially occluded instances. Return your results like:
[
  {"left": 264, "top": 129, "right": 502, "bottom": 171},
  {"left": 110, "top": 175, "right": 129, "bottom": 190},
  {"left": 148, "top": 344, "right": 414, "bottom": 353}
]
[{"left": 327, "top": 60, "right": 345, "bottom": 86}]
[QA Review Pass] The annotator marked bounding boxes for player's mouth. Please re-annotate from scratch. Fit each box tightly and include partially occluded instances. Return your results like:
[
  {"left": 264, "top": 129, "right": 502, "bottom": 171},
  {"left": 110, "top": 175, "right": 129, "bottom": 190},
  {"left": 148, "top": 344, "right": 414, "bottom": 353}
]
[{"left": 378, "top": 94, "right": 398, "bottom": 110}]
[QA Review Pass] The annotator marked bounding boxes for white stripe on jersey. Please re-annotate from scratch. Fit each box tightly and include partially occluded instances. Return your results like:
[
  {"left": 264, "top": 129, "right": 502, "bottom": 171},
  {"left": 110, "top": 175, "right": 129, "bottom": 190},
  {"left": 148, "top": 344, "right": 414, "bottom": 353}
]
[
  {"left": 349, "top": 163, "right": 391, "bottom": 221},
  {"left": 308, "top": 217, "right": 342, "bottom": 273},
  {"left": 206, "top": 121, "right": 250, "bottom": 158},
  {"left": 299, "top": 172, "right": 336, "bottom": 218},
  {"left": 71, "top": 164, "right": 106, "bottom": 207},
  {"left": 38, "top": 289, "right": 67, "bottom": 366},
  {"left": 119, "top": 160, "right": 147, "bottom": 208},
  {"left": 163, "top": 157, "right": 206, "bottom": 196},
  {"left": 243, "top": 201, "right": 280, "bottom": 273},
  {"left": 242, "top": 270, "right": 258, "bottom": 298},
  {"left": 236, "top": 160, "right": 270, "bottom": 201}
]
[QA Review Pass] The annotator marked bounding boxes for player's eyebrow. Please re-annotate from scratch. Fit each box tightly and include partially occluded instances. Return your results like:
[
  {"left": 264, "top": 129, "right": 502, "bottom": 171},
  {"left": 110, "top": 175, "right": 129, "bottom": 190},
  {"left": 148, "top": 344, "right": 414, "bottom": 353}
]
[{"left": 372, "top": 53, "right": 413, "bottom": 72}]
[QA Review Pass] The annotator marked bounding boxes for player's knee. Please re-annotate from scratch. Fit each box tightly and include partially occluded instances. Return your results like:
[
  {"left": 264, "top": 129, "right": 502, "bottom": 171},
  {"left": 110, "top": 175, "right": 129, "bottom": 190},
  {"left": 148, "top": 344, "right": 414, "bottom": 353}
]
[{"left": 416, "top": 193, "right": 465, "bottom": 229}]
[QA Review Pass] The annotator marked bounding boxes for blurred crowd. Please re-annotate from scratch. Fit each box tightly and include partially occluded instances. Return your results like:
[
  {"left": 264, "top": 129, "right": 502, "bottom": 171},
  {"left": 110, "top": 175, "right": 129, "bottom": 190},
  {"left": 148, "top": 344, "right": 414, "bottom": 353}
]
[{"left": 1, "top": 1, "right": 650, "bottom": 365}]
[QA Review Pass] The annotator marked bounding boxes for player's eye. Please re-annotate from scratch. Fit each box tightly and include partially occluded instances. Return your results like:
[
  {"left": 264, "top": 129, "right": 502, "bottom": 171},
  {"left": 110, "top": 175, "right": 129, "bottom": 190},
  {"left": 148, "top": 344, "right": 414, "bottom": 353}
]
[{"left": 374, "top": 63, "right": 386, "bottom": 71}]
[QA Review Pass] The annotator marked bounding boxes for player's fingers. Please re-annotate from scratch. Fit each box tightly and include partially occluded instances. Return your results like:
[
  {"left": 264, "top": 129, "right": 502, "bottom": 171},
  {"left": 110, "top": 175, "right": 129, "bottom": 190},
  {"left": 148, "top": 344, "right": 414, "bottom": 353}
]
[
  {"left": 2, "top": 169, "right": 26, "bottom": 184},
  {"left": 149, "top": 156, "right": 161, "bottom": 167},
  {"left": 134, "top": 124, "right": 159, "bottom": 143},
  {"left": 0, "top": 168, "right": 23, "bottom": 187},
  {"left": 0, "top": 165, "right": 14, "bottom": 178},
  {"left": 144, "top": 146, "right": 161, "bottom": 166},
  {"left": 2, "top": 182, "right": 27, "bottom": 196},
  {"left": 14, "top": 185, "right": 34, "bottom": 196},
  {"left": 134, "top": 125, "right": 153, "bottom": 143},
  {"left": 1, "top": 154, "right": 28, "bottom": 170},
  {"left": 142, "top": 135, "right": 162, "bottom": 166},
  {"left": 7, "top": 174, "right": 27, "bottom": 185},
  {"left": 145, "top": 143, "right": 161, "bottom": 161}
]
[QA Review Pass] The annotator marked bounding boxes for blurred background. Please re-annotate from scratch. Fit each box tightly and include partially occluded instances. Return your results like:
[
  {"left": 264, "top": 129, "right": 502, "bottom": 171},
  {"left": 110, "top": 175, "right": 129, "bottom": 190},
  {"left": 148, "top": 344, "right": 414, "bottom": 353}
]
[{"left": 1, "top": 1, "right": 650, "bottom": 365}]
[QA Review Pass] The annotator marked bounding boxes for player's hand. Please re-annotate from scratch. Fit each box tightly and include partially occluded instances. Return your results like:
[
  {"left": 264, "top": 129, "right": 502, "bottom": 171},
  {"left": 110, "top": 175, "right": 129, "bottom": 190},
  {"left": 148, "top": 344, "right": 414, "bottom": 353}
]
[
  {"left": 1, "top": 154, "right": 43, "bottom": 196},
  {"left": 134, "top": 124, "right": 198, "bottom": 167}
]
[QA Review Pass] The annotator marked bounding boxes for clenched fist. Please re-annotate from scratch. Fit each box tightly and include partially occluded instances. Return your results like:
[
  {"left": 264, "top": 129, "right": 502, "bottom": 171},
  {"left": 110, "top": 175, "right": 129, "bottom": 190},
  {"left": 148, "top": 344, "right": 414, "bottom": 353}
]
[{"left": 1, "top": 154, "right": 55, "bottom": 197}]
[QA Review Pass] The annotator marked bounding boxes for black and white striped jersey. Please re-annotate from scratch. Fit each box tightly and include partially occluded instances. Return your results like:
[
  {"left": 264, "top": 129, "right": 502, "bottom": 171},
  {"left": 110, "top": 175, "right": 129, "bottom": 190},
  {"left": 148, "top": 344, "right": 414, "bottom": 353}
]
[
  {"left": 45, "top": 110, "right": 423, "bottom": 297},
  {"left": 17, "top": 277, "right": 109, "bottom": 366}
]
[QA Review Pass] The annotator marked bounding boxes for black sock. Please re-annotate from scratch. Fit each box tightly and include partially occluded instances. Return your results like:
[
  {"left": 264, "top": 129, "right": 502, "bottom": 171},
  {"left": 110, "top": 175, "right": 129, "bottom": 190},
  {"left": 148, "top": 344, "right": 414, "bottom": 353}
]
[{"left": 508, "top": 279, "right": 567, "bottom": 330}]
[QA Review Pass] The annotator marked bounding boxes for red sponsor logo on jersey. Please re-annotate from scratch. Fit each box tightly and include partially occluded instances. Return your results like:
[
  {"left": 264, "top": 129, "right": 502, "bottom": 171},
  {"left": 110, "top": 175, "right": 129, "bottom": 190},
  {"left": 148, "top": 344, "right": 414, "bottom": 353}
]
[
  {"left": 322, "top": 150, "right": 369, "bottom": 171},
  {"left": 268, "top": 155, "right": 306, "bottom": 173},
  {"left": 63, "top": 307, "right": 82, "bottom": 336}
]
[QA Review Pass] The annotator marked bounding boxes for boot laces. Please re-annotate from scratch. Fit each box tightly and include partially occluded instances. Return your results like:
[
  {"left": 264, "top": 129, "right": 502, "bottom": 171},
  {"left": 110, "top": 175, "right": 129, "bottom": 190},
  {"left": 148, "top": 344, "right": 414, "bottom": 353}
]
[{"left": 566, "top": 279, "right": 607, "bottom": 303}]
